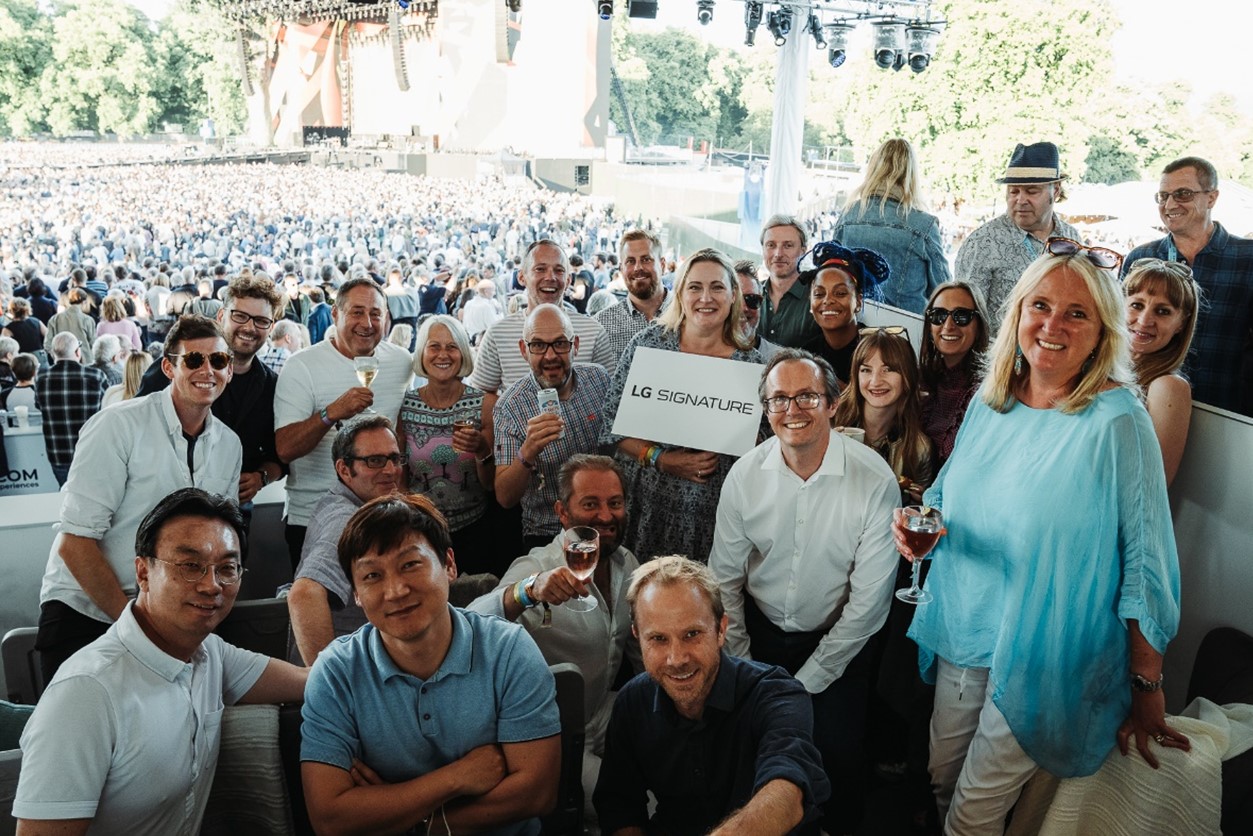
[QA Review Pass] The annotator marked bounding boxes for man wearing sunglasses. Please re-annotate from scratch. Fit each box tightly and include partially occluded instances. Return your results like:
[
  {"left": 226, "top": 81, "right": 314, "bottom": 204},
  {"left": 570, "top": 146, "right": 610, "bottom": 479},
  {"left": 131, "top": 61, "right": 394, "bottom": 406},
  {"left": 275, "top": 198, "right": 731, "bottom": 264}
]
[
  {"left": 288, "top": 414, "right": 406, "bottom": 665},
  {"left": 36, "top": 315, "right": 243, "bottom": 682},
  {"left": 1122, "top": 156, "right": 1253, "bottom": 416},
  {"left": 494, "top": 304, "right": 612, "bottom": 550},
  {"left": 734, "top": 260, "right": 782, "bottom": 362},
  {"left": 954, "top": 142, "right": 1080, "bottom": 323},
  {"left": 594, "top": 229, "right": 671, "bottom": 362},
  {"left": 138, "top": 274, "right": 287, "bottom": 505}
]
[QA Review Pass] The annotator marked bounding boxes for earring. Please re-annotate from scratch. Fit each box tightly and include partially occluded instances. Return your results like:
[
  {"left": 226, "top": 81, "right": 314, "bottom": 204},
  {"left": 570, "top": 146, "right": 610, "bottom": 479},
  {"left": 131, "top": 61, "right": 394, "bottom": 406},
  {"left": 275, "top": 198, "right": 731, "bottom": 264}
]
[
  {"left": 1081, "top": 350, "right": 1096, "bottom": 375},
  {"left": 1013, "top": 345, "right": 1023, "bottom": 376}
]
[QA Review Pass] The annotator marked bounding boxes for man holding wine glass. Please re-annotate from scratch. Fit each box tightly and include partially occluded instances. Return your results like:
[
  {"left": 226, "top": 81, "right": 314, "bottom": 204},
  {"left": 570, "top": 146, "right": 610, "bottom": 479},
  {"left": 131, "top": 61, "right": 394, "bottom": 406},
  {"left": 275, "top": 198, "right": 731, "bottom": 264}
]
[
  {"left": 468, "top": 454, "right": 642, "bottom": 827},
  {"left": 710, "top": 348, "right": 900, "bottom": 836},
  {"left": 275, "top": 276, "right": 414, "bottom": 569}
]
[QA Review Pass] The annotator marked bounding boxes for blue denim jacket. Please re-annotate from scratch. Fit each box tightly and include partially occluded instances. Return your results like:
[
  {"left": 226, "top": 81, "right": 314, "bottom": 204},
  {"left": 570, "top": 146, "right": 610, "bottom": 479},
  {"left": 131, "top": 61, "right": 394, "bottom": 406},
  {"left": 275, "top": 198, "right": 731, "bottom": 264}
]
[{"left": 833, "top": 198, "right": 951, "bottom": 314}]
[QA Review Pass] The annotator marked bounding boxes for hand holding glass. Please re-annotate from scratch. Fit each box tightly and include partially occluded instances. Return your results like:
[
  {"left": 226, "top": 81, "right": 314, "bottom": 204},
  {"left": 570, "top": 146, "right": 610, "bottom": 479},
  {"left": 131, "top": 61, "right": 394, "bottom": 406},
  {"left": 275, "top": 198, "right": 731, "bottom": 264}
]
[
  {"left": 896, "top": 506, "right": 943, "bottom": 605},
  {"left": 561, "top": 525, "right": 599, "bottom": 612},
  {"left": 353, "top": 355, "right": 379, "bottom": 413}
]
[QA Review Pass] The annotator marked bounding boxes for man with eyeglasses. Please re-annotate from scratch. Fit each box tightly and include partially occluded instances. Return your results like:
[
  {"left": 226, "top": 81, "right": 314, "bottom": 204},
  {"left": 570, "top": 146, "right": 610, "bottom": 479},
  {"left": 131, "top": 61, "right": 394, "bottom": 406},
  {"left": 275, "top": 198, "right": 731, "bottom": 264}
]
[
  {"left": 494, "top": 304, "right": 612, "bottom": 550},
  {"left": 759, "top": 215, "right": 822, "bottom": 349},
  {"left": 275, "top": 276, "right": 413, "bottom": 570},
  {"left": 593, "top": 229, "right": 671, "bottom": 362},
  {"left": 734, "top": 259, "right": 782, "bottom": 362},
  {"left": 288, "top": 415, "right": 406, "bottom": 665},
  {"left": 16, "top": 488, "right": 309, "bottom": 836},
  {"left": 954, "top": 142, "right": 1080, "bottom": 324},
  {"left": 1121, "top": 155, "right": 1253, "bottom": 416},
  {"left": 138, "top": 274, "right": 286, "bottom": 505},
  {"left": 36, "top": 315, "right": 243, "bottom": 682},
  {"left": 709, "top": 348, "right": 899, "bottom": 835}
]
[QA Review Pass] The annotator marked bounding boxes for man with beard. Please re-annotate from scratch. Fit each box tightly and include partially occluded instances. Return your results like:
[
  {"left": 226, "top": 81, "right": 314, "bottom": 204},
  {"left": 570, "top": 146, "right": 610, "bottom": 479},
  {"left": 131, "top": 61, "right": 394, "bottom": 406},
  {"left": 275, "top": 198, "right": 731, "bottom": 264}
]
[
  {"left": 469, "top": 239, "right": 616, "bottom": 415},
  {"left": 468, "top": 454, "right": 642, "bottom": 822},
  {"left": 758, "top": 215, "right": 821, "bottom": 349},
  {"left": 275, "top": 276, "right": 413, "bottom": 568},
  {"left": 593, "top": 229, "right": 670, "bottom": 362},
  {"left": 493, "top": 304, "right": 612, "bottom": 550},
  {"left": 138, "top": 274, "right": 286, "bottom": 508},
  {"left": 734, "top": 260, "right": 781, "bottom": 362}
]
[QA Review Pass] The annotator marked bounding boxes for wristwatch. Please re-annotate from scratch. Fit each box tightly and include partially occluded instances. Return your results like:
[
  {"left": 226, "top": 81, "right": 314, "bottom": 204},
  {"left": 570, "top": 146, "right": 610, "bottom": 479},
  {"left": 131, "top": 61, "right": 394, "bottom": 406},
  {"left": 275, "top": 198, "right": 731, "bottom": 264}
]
[
  {"left": 259, "top": 469, "right": 272, "bottom": 487},
  {"left": 1130, "top": 672, "right": 1164, "bottom": 693}
]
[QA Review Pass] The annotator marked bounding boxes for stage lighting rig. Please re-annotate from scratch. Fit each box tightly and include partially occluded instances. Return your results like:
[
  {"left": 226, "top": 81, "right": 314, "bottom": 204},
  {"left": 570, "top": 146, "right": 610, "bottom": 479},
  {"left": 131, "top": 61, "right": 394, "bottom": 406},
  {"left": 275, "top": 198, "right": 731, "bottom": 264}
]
[
  {"left": 906, "top": 23, "right": 940, "bottom": 72},
  {"left": 766, "top": 5, "right": 793, "bottom": 47},
  {"left": 824, "top": 21, "right": 853, "bottom": 67},
  {"left": 744, "top": 2, "right": 763, "bottom": 46},
  {"left": 596, "top": 0, "right": 613, "bottom": 21},
  {"left": 806, "top": 13, "right": 825, "bottom": 49},
  {"left": 873, "top": 19, "right": 906, "bottom": 70},
  {"left": 697, "top": 0, "right": 714, "bottom": 25}
]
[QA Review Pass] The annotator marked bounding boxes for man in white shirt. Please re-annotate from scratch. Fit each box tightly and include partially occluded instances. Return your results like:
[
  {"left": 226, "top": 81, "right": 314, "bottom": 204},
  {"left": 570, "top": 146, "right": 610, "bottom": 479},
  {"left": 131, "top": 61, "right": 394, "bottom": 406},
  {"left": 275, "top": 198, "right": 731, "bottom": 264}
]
[
  {"left": 461, "top": 280, "right": 503, "bottom": 341},
  {"left": 274, "top": 276, "right": 413, "bottom": 569},
  {"left": 35, "top": 315, "right": 243, "bottom": 682},
  {"left": 16, "top": 488, "right": 308, "bottom": 836},
  {"left": 709, "top": 348, "right": 899, "bottom": 835}
]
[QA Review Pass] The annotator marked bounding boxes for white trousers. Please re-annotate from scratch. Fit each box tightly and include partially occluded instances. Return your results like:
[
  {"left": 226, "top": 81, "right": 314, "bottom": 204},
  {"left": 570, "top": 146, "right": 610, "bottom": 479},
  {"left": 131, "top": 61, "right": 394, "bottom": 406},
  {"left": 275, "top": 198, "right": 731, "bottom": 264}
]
[{"left": 929, "top": 658, "right": 1040, "bottom": 835}]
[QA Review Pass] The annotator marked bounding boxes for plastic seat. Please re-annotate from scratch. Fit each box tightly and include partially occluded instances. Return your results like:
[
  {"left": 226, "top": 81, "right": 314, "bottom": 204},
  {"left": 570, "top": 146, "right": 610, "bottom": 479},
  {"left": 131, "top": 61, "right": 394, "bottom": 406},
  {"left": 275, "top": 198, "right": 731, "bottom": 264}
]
[{"left": 1, "top": 628, "right": 42, "bottom": 705}]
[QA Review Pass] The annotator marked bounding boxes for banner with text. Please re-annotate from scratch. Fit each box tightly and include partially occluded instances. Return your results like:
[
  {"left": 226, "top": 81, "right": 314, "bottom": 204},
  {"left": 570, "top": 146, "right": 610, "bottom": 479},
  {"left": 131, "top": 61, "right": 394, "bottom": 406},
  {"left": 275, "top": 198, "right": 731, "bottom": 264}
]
[{"left": 610, "top": 347, "right": 764, "bottom": 456}]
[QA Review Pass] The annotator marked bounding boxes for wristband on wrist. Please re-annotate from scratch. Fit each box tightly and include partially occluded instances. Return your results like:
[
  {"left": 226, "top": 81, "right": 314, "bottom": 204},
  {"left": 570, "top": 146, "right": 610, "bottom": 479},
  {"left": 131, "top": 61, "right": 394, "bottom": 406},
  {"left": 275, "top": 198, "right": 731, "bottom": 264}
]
[
  {"left": 319, "top": 406, "right": 334, "bottom": 427},
  {"left": 515, "top": 575, "right": 538, "bottom": 608},
  {"left": 639, "top": 444, "right": 656, "bottom": 466},
  {"left": 477, "top": 452, "right": 495, "bottom": 465},
  {"left": 649, "top": 446, "right": 664, "bottom": 468},
  {"left": 1130, "top": 672, "right": 1164, "bottom": 693}
]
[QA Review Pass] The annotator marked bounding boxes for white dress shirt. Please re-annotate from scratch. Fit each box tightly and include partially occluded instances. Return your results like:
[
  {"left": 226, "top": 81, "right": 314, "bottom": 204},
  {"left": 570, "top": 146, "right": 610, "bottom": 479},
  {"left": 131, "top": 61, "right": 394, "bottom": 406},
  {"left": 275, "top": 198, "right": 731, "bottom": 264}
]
[{"left": 710, "top": 429, "right": 900, "bottom": 694}]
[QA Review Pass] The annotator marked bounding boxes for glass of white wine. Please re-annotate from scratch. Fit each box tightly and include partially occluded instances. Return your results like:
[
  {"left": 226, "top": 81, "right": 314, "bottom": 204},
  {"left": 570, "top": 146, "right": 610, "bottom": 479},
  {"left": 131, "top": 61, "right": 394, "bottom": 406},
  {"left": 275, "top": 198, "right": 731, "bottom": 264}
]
[
  {"left": 561, "top": 525, "right": 599, "bottom": 612},
  {"left": 353, "top": 355, "right": 380, "bottom": 413}
]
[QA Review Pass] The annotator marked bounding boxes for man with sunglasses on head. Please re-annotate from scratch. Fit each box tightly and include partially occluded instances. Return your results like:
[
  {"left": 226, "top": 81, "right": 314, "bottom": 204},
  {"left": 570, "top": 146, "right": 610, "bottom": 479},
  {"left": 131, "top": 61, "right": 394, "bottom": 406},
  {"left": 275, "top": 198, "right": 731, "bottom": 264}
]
[
  {"left": 287, "top": 415, "right": 406, "bottom": 665},
  {"left": 593, "top": 229, "right": 671, "bottom": 362},
  {"left": 36, "top": 315, "right": 243, "bottom": 682},
  {"left": 1122, "top": 156, "right": 1253, "bottom": 417},
  {"left": 16, "top": 489, "right": 309, "bottom": 836},
  {"left": 138, "top": 274, "right": 287, "bottom": 505},
  {"left": 735, "top": 260, "right": 782, "bottom": 362},
  {"left": 494, "top": 304, "right": 612, "bottom": 551},
  {"left": 710, "top": 348, "right": 900, "bottom": 836},
  {"left": 954, "top": 142, "right": 1080, "bottom": 324}
]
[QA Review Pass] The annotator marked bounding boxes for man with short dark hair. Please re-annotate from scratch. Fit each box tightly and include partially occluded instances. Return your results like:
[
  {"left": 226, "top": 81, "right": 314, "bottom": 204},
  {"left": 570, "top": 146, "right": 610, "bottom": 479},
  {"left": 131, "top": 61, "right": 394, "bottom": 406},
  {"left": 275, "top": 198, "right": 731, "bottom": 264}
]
[
  {"left": 1122, "top": 155, "right": 1253, "bottom": 416},
  {"left": 711, "top": 348, "right": 900, "bottom": 834},
  {"left": 287, "top": 414, "right": 405, "bottom": 665},
  {"left": 275, "top": 276, "right": 412, "bottom": 568},
  {"left": 300, "top": 493, "right": 561, "bottom": 835},
  {"left": 593, "top": 229, "right": 670, "bottom": 362},
  {"left": 36, "top": 316, "right": 243, "bottom": 681},
  {"left": 758, "top": 215, "right": 820, "bottom": 348},
  {"left": 16, "top": 488, "right": 308, "bottom": 835},
  {"left": 494, "top": 304, "right": 612, "bottom": 549},
  {"left": 35, "top": 331, "right": 109, "bottom": 486},
  {"left": 955, "top": 142, "right": 1080, "bottom": 322},
  {"left": 594, "top": 555, "right": 830, "bottom": 835}
]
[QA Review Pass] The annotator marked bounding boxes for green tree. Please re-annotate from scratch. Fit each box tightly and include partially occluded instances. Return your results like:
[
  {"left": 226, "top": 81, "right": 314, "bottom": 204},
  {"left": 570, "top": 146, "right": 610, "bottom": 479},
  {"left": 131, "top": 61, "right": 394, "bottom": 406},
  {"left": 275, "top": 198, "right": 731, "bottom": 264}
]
[
  {"left": 155, "top": 0, "right": 247, "bottom": 135},
  {"left": 1084, "top": 135, "right": 1140, "bottom": 185},
  {"left": 39, "top": 0, "right": 161, "bottom": 136},
  {"left": 0, "top": 0, "right": 53, "bottom": 135}
]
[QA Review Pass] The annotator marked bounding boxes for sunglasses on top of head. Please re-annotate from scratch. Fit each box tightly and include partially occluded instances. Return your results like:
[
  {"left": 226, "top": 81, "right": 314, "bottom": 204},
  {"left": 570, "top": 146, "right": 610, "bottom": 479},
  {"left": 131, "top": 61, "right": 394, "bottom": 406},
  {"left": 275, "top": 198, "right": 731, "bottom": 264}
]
[
  {"left": 1045, "top": 237, "right": 1123, "bottom": 271},
  {"left": 166, "top": 351, "right": 233, "bottom": 371}
]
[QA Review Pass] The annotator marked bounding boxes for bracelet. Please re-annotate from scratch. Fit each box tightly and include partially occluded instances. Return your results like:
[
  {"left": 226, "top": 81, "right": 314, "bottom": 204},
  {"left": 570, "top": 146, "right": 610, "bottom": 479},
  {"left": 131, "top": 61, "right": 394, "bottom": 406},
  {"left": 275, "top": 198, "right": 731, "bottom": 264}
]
[
  {"left": 648, "top": 446, "right": 664, "bottom": 468},
  {"left": 477, "top": 452, "right": 495, "bottom": 465},
  {"left": 514, "top": 575, "right": 538, "bottom": 608},
  {"left": 639, "top": 444, "right": 657, "bottom": 466},
  {"left": 259, "top": 469, "right": 272, "bottom": 487},
  {"left": 518, "top": 453, "right": 536, "bottom": 471},
  {"left": 1130, "top": 672, "right": 1164, "bottom": 693},
  {"left": 318, "top": 406, "right": 334, "bottom": 427}
]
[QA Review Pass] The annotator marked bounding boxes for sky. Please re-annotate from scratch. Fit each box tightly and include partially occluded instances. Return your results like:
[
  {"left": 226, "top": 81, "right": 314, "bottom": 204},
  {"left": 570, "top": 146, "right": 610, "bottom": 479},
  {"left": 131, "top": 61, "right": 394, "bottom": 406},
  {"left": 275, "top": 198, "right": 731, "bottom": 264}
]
[{"left": 128, "top": 0, "right": 1253, "bottom": 115}]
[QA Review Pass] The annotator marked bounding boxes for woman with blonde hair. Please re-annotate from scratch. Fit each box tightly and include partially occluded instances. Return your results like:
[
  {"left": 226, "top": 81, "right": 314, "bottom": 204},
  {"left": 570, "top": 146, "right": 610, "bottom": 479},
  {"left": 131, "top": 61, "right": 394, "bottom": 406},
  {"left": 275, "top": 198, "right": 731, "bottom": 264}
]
[
  {"left": 1123, "top": 258, "right": 1201, "bottom": 486},
  {"left": 899, "top": 245, "right": 1188, "bottom": 833},
  {"left": 96, "top": 294, "right": 143, "bottom": 350},
  {"left": 834, "top": 138, "right": 951, "bottom": 314},
  {"left": 102, "top": 350, "right": 154, "bottom": 408}
]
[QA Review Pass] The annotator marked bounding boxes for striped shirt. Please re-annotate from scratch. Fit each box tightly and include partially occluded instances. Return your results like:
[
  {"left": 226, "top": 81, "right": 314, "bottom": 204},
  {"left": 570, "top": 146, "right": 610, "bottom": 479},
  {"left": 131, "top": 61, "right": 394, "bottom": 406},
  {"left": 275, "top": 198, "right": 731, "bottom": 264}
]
[{"left": 467, "top": 311, "right": 616, "bottom": 394}]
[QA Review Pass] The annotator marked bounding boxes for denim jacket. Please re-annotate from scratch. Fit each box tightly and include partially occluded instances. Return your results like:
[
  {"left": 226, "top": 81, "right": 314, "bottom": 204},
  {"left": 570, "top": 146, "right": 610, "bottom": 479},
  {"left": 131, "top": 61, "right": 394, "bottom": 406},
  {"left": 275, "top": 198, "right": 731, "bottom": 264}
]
[{"left": 833, "top": 197, "right": 951, "bottom": 314}]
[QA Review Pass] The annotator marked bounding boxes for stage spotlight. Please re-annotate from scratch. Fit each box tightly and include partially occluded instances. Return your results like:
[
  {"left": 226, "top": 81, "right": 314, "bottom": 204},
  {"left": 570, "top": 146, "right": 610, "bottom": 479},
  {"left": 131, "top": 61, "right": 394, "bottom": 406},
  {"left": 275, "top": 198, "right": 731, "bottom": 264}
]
[
  {"left": 767, "top": 5, "right": 793, "bottom": 46},
  {"left": 697, "top": 0, "right": 714, "bottom": 25},
  {"left": 744, "top": 2, "right": 763, "bottom": 46},
  {"left": 806, "top": 13, "right": 825, "bottom": 49},
  {"left": 824, "top": 21, "right": 852, "bottom": 67},
  {"left": 906, "top": 24, "right": 939, "bottom": 73},
  {"left": 873, "top": 20, "right": 905, "bottom": 70},
  {"left": 596, "top": 0, "right": 613, "bottom": 21}
]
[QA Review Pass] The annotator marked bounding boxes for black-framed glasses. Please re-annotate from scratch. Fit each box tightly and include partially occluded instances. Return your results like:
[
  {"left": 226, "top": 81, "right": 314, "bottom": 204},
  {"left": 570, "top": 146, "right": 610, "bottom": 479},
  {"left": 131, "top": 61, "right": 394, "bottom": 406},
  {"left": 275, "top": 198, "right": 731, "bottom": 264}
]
[
  {"left": 166, "top": 351, "right": 233, "bottom": 370},
  {"left": 743, "top": 293, "right": 763, "bottom": 310},
  {"left": 228, "top": 309, "right": 276, "bottom": 330},
  {"left": 926, "top": 307, "right": 978, "bottom": 327},
  {"left": 525, "top": 338, "right": 573, "bottom": 355},
  {"left": 152, "top": 556, "right": 245, "bottom": 585},
  {"left": 1153, "top": 188, "right": 1213, "bottom": 205},
  {"left": 1045, "top": 237, "right": 1123, "bottom": 270},
  {"left": 763, "top": 392, "right": 825, "bottom": 413},
  {"left": 347, "top": 453, "right": 408, "bottom": 469}
]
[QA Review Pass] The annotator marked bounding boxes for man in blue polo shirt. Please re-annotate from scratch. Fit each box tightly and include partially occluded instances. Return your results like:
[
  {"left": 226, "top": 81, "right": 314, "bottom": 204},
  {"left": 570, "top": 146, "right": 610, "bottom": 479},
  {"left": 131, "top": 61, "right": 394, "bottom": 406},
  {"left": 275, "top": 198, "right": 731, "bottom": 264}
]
[{"left": 300, "top": 493, "right": 561, "bottom": 835}]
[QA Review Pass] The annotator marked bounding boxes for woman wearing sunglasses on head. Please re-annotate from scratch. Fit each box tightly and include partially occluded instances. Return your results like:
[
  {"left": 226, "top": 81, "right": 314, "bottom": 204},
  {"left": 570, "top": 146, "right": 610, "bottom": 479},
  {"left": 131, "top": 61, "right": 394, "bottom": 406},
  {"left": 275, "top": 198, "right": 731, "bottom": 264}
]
[
  {"left": 896, "top": 243, "right": 1189, "bottom": 834},
  {"left": 801, "top": 241, "right": 891, "bottom": 388},
  {"left": 1123, "top": 258, "right": 1202, "bottom": 487},
  {"left": 919, "top": 282, "right": 990, "bottom": 470}
]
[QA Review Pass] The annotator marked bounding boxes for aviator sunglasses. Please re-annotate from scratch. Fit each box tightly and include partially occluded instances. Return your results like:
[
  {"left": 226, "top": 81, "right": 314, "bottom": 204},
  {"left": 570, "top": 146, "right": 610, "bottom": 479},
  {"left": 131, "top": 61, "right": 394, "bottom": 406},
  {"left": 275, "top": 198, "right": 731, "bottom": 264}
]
[
  {"left": 926, "top": 307, "right": 978, "bottom": 327},
  {"left": 743, "top": 293, "right": 763, "bottom": 310},
  {"left": 166, "top": 351, "right": 233, "bottom": 371},
  {"left": 1045, "top": 237, "right": 1123, "bottom": 271}
]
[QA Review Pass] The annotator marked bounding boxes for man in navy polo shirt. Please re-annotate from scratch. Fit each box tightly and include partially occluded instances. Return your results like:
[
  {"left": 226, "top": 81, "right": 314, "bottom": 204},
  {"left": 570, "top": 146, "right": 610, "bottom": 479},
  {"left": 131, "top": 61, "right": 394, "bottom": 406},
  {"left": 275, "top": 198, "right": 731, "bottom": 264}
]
[{"left": 300, "top": 493, "right": 561, "bottom": 835}]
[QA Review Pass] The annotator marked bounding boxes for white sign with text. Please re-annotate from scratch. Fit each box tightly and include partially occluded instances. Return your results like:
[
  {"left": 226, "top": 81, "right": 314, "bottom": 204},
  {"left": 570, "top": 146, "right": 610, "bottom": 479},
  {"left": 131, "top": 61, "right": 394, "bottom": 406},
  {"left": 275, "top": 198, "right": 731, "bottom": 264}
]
[{"left": 611, "top": 347, "right": 764, "bottom": 456}]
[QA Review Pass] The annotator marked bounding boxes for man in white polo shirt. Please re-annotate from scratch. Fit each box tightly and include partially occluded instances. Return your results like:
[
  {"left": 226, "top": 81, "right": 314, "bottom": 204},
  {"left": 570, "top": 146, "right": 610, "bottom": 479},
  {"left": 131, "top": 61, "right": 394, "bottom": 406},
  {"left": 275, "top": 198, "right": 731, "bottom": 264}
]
[{"left": 274, "top": 276, "right": 413, "bottom": 570}]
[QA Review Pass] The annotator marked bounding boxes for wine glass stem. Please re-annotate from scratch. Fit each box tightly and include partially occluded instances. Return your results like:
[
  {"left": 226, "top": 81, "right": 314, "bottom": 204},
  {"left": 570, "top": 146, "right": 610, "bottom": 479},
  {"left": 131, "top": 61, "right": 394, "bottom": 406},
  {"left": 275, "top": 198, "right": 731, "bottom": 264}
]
[{"left": 911, "top": 556, "right": 923, "bottom": 592}]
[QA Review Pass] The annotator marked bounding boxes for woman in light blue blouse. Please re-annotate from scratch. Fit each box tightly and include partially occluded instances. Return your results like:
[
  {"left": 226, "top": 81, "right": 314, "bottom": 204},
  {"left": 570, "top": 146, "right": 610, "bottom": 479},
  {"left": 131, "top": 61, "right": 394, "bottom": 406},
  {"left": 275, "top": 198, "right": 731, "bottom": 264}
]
[{"left": 896, "top": 248, "right": 1190, "bottom": 834}]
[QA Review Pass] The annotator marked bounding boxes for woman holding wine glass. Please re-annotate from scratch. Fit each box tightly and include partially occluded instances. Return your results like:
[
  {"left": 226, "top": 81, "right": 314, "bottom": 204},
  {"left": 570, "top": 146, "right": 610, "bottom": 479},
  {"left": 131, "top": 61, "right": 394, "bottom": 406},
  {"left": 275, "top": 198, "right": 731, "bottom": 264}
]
[
  {"left": 600, "top": 248, "right": 765, "bottom": 562},
  {"left": 895, "top": 243, "right": 1189, "bottom": 834}
]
